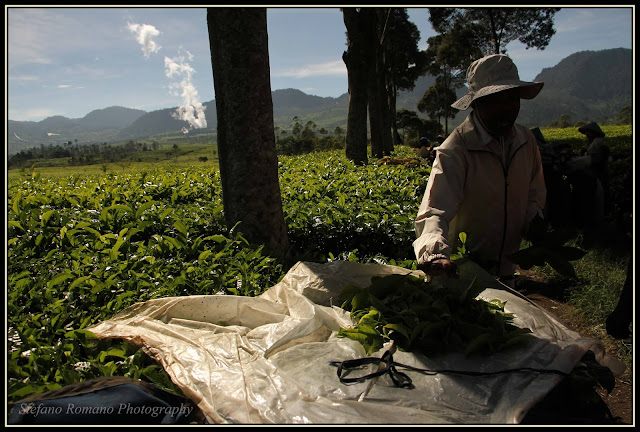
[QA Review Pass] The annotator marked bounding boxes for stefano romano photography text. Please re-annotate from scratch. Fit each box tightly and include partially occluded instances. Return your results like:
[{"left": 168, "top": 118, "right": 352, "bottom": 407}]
[{"left": 18, "top": 401, "right": 194, "bottom": 419}]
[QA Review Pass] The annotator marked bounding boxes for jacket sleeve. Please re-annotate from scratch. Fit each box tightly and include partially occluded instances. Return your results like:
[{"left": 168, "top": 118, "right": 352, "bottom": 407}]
[
  {"left": 526, "top": 139, "right": 547, "bottom": 223},
  {"left": 413, "top": 145, "right": 466, "bottom": 264}
]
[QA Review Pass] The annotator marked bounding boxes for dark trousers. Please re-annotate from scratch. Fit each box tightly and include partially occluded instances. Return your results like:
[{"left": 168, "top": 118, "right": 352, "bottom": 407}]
[{"left": 606, "top": 257, "right": 633, "bottom": 339}]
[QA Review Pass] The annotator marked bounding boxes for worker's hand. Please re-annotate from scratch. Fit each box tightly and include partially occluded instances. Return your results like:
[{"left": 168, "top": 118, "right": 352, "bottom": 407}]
[
  {"left": 418, "top": 258, "right": 460, "bottom": 279},
  {"left": 523, "top": 214, "right": 547, "bottom": 244}
]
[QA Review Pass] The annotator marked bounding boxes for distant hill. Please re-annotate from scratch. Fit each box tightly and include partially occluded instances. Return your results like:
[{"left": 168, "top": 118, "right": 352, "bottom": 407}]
[
  {"left": 7, "top": 48, "right": 631, "bottom": 155},
  {"left": 115, "top": 89, "right": 351, "bottom": 141},
  {"left": 8, "top": 106, "right": 147, "bottom": 154},
  {"left": 115, "top": 103, "right": 215, "bottom": 141},
  {"left": 517, "top": 48, "right": 632, "bottom": 127},
  {"left": 82, "top": 106, "right": 148, "bottom": 130},
  {"left": 272, "top": 89, "right": 349, "bottom": 130}
]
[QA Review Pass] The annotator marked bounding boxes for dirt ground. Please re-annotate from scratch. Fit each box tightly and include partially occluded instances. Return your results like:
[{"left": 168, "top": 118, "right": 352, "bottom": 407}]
[{"left": 514, "top": 271, "right": 633, "bottom": 425}]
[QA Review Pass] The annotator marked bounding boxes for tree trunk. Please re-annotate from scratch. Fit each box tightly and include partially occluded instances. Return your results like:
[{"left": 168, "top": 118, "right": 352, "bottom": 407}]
[
  {"left": 342, "top": 8, "right": 370, "bottom": 165},
  {"left": 207, "top": 7, "right": 289, "bottom": 258},
  {"left": 390, "top": 83, "right": 401, "bottom": 147},
  {"left": 368, "top": 85, "right": 383, "bottom": 158},
  {"left": 381, "top": 64, "right": 394, "bottom": 155},
  {"left": 367, "top": 10, "right": 384, "bottom": 159},
  {"left": 377, "top": 8, "right": 393, "bottom": 156}
]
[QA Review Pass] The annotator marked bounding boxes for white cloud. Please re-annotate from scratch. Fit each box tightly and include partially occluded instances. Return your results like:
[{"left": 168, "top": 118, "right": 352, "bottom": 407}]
[
  {"left": 57, "top": 84, "right": 72, "bottom": 89},
  {"left": 127, "top": 22, "right": 162, "bottom": 58},
  {"left": 164, "top": 52, "right": 207, "bottom": 131},
  {"left": 274, "top": 60, "right": 346, "bottom": 78}
]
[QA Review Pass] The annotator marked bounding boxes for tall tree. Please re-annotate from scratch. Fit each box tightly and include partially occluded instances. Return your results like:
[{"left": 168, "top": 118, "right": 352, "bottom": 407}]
[
  {"left": 207, "top": 7, "right": 289, "bottom": 257},
  {"left": 420, "top": 24, "right": 482, "bottom": 134},
  {"left": 343, "top": 8, "right": 425, "bottom": 160},
  {"left": 395, "top": 108, "right": 421, "bottom": 144},
  {"left": 342, "top": 7, "right": 372, "bottom": 165},
  {"left": 417, "top": 77, "right": 458, "bottom": 132},
  {"left": 428, "top": 7, "right": 561, "bottom": 55},
  {"left": 367, "top": 8, "right": 387, "bottom": 158},
  {"left": 369, "top": 8, "right": 395, "bottom": 157},
  {"left": 383, "top": 8, "right": 427, "bottom": 148}
]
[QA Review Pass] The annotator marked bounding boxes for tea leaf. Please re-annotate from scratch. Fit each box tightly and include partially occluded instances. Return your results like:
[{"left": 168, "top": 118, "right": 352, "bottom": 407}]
[{"left": 47, "top": 272, "right": 73, "bottom": 288}]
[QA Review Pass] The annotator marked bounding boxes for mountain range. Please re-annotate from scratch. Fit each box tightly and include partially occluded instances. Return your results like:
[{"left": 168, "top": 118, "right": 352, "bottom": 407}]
[{"left": 7, "top": 48, "right": 631, "bottom": 156}]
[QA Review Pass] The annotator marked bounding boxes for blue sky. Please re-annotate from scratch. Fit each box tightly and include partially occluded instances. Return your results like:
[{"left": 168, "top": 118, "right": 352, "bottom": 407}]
[{"left": 5, "top": 6, "right": 634, "bottom": 124}]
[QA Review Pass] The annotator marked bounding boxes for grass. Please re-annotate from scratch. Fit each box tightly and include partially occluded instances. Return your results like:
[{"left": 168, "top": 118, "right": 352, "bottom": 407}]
[
  {"left": 568, "top": 245, "right": 632, "bottom": 371},
  {"left": 524, "top": 230, "right": 633, "bottom": 371}
]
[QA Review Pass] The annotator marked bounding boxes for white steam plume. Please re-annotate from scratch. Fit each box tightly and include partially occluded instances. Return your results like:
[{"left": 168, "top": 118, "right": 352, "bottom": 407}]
[
  {"left": 126, "top": 20, "right": 206, "bottom": 133},
  {"left": 164, "top": 51, "right": 207, "bottom": 132},
  {"left": 127, "top": 22, "right": 161, "bottom": 58}
]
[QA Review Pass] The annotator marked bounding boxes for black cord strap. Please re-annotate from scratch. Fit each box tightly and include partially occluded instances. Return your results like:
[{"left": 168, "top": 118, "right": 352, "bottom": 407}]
[
  {"left": 329, "top": 349, "right": 570, "bottom": 388},
  {"left": 329, "top": 349, "right": 413, "bottom": 388}
]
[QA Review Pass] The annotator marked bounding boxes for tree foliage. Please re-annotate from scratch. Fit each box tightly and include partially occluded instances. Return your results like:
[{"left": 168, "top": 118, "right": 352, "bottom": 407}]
[
  {"left": 384, "top": 8, "right": 428, "bottom": 93},
  {"left": 419, "top": 21, "right": 482, "bottom": 134},
  {"left": 396, "top": 108, "right": 442, "bottom": 146},
  {"left": 616, "top": 105, "right": 632, "bottom": 125},
  {"left": 275, "top": 117, "right": 345, "bottom": 155},
  {"left": 417, "top": 78, "right": 458, "bottom": 125},
  {"left": 428, "top": 7, "right": 561, "bottom": 55},
  {"left": 7, "top": 140, "right": 165, "bottom": 169},
  {"left": 548, "top": 113, "right": 572, "bottom": 128}
]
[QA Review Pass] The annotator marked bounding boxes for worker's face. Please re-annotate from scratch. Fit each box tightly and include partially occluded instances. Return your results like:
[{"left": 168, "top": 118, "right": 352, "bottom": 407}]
[{"left": 473, "top": 88, "right": 521, "bottom": 137}]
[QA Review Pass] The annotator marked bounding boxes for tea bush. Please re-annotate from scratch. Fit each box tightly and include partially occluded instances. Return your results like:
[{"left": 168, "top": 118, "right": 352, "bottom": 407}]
[{"left": 7, "top": 126, "right": 631, "bottom": 401}]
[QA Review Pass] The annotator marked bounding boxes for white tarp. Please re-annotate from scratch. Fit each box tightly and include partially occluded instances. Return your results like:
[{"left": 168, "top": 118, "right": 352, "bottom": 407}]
[{"left": 87, "top": 259, "right": 625, "bottom": 424}]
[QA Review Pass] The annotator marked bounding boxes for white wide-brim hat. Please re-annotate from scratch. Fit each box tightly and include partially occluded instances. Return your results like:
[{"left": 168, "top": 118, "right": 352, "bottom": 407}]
[{"left": 452, "top": 54, "right": 544, "bottom": 111}]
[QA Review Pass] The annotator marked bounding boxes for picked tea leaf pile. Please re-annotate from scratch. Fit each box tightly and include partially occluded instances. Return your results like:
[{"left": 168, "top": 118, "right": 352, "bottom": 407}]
[{"left": 338, "top": 274, "right": 533, "bottom": 356}]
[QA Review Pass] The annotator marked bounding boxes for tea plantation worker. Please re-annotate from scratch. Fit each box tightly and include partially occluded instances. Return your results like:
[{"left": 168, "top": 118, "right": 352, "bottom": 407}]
[
  {"left": 417, "top": 136, "right": 431, "bottom": 159},
  {"left": 429, "top": 135, "right": 446, "bottom": 163},
  {"left": 578, "top": 121, "right": 611, "bottom": 210},
  {"left": 413, "top": 54, "right": 547, "bottom": 283},
  {"left": 531, "top": 127, "right": 572, "bottom": 227}
]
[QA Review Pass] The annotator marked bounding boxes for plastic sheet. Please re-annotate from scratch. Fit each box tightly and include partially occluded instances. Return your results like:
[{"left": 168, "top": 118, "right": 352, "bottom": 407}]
[{"left": 88, "top": 259, "right": 625, "bottom": 424}]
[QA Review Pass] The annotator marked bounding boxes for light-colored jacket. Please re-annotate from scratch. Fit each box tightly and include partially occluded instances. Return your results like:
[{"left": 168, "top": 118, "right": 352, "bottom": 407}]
[
  {"left": 585, "top": 137, "right": 610, "bottom": 173},
  {"left": 413, "top": 111, "right": 547, "bottom": 276}
]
